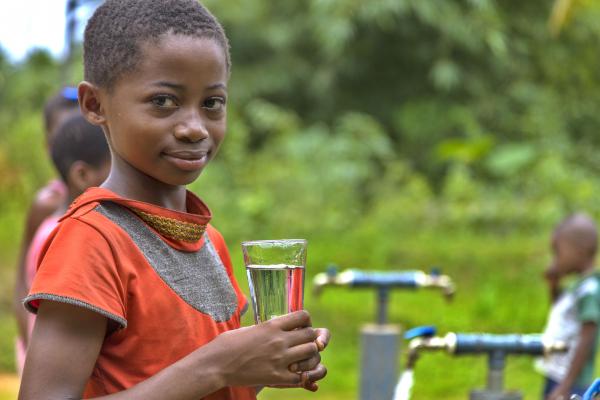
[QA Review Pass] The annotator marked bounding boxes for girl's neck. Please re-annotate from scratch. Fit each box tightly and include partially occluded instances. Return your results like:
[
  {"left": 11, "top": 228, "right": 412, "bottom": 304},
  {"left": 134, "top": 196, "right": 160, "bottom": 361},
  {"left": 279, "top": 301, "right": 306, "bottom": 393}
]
[{"left": 101, "top": 158, "right": 187, "bottom": 212}]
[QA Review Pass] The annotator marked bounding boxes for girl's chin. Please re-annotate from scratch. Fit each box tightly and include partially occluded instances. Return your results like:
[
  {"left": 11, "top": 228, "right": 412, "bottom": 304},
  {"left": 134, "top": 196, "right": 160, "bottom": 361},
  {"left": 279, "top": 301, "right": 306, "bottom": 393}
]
[{"left": 157, "top": 170, "right": 205, "bottom": 187}]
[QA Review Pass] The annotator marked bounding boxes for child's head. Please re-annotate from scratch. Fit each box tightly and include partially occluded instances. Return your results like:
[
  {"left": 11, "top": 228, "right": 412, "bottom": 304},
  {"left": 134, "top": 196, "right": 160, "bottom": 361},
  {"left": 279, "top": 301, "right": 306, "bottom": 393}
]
[
  {"left": 43, "top": 88, "right": 80, "bottom": 146},
  {"left": 51, "top": 113, "right": 111, "bottom": 197},
  {"left": 79, "top": 0, "right": 230, "bottom": 188},
  {"left": 83, "top": 0, "right": 230, "bottom": 91},
  {"left": 550, "top": 213, "right": 598, "bottom": 275}
]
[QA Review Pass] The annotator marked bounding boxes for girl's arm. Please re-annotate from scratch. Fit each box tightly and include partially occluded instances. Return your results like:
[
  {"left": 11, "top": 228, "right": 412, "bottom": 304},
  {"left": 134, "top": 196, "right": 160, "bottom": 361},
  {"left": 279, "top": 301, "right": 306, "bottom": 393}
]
[
  {"left": 14, "top": 198, "right": 61, "bottom": 346},
  {"left": 20, "top": 301, "right": 325, "bottom": 400}
]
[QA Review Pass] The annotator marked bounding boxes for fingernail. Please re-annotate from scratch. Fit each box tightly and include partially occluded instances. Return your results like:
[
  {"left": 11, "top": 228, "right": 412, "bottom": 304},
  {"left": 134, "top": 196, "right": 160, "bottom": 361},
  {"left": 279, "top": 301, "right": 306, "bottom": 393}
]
[
  {"left": 316, "top": 338, "right": 325, "bottom": 351},
  {"left": 289, "top": 363, "right": 298, "bottom": 372}
]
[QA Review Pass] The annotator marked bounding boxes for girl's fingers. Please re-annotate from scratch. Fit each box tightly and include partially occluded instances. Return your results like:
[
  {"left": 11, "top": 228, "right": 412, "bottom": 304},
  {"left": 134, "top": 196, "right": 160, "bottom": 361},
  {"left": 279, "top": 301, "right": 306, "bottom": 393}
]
[
  {"left": 306, "top": 363, "right": 328, "bottom": 382},
  {"left": 271, "top": 310, "right": 312, "bottom": 331},
  {"left": 286, "top": 327, "right": 318, "bottom": 347},
  {"left": 299, "top": 371, "right": 318, "bottom": 391},
  {"left": 303, "top": 380, "right": 319, "bottom": 392},
  {"left": 278, "top": 371, "right": 304, "bottom": 386},
  {"left": 285, "top": 341, "right": 319, "bottom": 364},
  {"left": 315, "top": 328, "right": 330, "bottom": 351},
  {"left": 293, "top": 353, "right": 321, "bottom": 372},
  {"left": 276, "top": 367, "right": 325, "bottom": 391},
  {"left": 267, "top": 374, "right": 319, "bottom": 391}
]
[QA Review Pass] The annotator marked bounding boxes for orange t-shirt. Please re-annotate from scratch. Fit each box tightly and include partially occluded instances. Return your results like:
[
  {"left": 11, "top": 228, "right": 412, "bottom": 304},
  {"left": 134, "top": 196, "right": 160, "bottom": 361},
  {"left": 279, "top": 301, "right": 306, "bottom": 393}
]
[{"left": 25, "top": 188, "right": 256, "bottom": 400}]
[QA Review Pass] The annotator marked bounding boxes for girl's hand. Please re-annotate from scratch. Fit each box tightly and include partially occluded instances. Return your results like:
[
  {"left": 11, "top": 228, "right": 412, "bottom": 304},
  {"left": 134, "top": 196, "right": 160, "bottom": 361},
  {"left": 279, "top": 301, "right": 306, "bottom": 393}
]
[
  {"left": 274, "top": 327, "right": 331, "bottom": 392},
  {"left": 210, "top": 311, "right": 321, "bottom": 387}
]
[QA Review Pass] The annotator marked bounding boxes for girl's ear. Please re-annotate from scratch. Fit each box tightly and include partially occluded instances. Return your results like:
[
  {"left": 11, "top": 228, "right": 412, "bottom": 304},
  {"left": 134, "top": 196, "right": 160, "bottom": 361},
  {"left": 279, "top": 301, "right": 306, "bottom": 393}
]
[
  {"left": 78, "top": 81, "right": 106, "bottom": 126},
  {"left": 68, "top": 160, "right": 90, "bottom": 195}
]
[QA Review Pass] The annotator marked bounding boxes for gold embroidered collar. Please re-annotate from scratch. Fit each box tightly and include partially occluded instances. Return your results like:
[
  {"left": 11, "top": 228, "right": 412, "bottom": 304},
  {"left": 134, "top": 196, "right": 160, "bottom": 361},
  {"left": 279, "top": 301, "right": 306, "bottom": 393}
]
[{"left": 133, "top": 209, "right": 206, "bottom": 243}]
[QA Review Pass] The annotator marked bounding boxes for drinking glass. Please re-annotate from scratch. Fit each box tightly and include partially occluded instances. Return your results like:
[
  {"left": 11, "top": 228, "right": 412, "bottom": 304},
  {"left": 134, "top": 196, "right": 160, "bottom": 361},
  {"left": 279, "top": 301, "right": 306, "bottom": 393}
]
[{"left": 242, "top": 239, "right": 307, "bottom": 323}]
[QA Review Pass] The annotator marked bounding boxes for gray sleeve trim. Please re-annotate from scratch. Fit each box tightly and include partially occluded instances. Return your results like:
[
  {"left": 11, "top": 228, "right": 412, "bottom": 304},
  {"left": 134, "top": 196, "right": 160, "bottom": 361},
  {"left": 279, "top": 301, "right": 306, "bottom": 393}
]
[{"left": 23, "top": 293, "right": 127, "bottom": 329}]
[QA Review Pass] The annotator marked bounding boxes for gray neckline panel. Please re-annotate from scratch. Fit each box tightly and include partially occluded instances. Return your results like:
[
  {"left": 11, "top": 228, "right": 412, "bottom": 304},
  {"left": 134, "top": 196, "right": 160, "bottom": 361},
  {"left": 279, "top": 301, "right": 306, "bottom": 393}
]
[{"left": 95, "top": 202, "right": 238, "bottom": 322}]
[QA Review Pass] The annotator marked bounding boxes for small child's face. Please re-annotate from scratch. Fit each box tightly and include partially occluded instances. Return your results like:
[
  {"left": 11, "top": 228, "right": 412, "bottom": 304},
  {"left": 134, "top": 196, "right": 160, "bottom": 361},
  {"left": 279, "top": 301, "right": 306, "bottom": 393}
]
[
  {"left": 550, "top": 235, "right": 586, "bottom": 276},
  {"left": 98, "top": 34, "right": 228, "bottom": 187}
]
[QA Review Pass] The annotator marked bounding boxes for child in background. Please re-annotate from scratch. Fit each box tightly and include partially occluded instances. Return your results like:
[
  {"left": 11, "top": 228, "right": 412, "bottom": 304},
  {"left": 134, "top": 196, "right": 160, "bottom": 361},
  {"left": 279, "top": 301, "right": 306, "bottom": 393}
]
[
  {"left": 15, "top": 113, "right": 110, "bottom": 374},
  {"left": 13, "top": 88, "right": 79, "bottom": 354},
  {"left": 536, "top": 214, "right": 600, "bottom": 400},
  {"left": 19, "top": 1, "right": 329, "bottom": 399}
]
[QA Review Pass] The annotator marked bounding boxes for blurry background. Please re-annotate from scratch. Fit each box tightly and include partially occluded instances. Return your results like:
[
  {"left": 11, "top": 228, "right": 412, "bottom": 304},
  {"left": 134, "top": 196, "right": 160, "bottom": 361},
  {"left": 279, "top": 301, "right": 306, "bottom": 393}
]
[{"left": 1, "top": 0, "right": 600, "bottom": 398}]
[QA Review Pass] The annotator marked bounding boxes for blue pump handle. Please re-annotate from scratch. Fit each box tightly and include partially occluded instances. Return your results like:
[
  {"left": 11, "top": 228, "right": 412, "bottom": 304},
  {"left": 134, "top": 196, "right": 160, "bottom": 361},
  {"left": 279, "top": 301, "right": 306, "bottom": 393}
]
[
  {"left": 584, "top": 378, "right": 600, "bottom": 400},
  {"left": 404, "top": 326, "right": 437, "bottom": 340}
]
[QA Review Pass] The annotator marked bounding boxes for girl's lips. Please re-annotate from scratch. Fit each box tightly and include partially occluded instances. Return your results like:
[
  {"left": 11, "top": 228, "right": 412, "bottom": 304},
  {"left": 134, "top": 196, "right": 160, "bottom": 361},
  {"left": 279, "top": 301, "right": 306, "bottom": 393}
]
[{"left": 161, "top": 152, "right": 209, "bottom": 172}]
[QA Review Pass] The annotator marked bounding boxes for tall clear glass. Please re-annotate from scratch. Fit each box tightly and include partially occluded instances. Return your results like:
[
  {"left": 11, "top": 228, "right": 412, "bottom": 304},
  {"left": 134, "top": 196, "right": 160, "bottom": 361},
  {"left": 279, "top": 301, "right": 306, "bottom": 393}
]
[{"left": 242, "top": 239, "right": 307, "bottom": 324}]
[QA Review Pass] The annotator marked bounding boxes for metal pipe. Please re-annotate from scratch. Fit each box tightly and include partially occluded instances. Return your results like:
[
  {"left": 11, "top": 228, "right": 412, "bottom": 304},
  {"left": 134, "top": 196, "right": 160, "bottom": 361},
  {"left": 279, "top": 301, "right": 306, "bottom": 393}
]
[
  {"left": 405, "top": 328, "right": 569, "bottom": 397},
  {"left": 360, "top": 324, "right": 401, "bottom": 400},
  {"left": 313, "top": 268, "right": 454, "bottom": 400},
  {"left": 487, "top": 350, "right": 505, "bottom": 392},
  {"left": 454, "top": 333, "right": 549, "bottom": 355},
  {"left": 313, "top": 266, "right": 455, "bottom": 300},
  {"left": 407, "top": 332, "right": 567, "bottom": 357},
  {"left": 377, "top": 288, "right": 390, "bottom": 325}
]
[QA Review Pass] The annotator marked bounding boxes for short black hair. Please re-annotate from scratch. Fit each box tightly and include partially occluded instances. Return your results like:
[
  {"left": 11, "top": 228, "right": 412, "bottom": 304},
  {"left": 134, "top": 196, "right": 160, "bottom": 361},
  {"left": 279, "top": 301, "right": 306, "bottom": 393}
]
[
  {"left": 84, "top": 0, "right": 230, "bottom": 89},
  {"left": 50, "top": 113, "right": 110, "bottom": 182},
  {"left": 555, "top": 213, "right": 598, "bottom": 257},
  {"left": 43, "top": 88, "right": 79, "bottom": 135}
]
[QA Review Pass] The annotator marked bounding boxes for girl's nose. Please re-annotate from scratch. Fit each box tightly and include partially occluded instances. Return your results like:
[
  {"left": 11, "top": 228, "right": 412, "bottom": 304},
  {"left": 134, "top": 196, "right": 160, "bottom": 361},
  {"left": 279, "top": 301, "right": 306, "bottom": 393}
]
[{"left": 173, "top": 113, "right": 209, "bottom": 143}]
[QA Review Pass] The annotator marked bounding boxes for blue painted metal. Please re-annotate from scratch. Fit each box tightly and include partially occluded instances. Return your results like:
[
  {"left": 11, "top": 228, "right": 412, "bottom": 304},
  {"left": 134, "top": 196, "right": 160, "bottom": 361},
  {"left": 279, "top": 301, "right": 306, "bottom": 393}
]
[
  {"left": 454, "top": 333, "right": 545, "bottom": 355},
  {"left": 406, "top": 329, "right": 568, "bottom": 400},
  {"left": 312, "top": 267, "right": 454, "bottom": 399},
  {"left": 584, "top": 379, "right": 600, "bottom": 400},
  {"left": 404, "top": 326, "right": 436, "bottom": 340},
  {"left": 344, "top": 269, "right": 421, "bottom": 288}
]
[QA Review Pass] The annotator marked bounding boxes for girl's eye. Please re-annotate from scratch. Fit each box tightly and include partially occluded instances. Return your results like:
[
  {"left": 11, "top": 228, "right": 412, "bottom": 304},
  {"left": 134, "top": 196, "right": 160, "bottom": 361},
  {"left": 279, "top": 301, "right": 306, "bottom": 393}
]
[
  {"left": 151, "top": 95, "right": 178, "bottom": 108},
  {"left": 203, "top": 97, "right": 226, "bottom": 111}
]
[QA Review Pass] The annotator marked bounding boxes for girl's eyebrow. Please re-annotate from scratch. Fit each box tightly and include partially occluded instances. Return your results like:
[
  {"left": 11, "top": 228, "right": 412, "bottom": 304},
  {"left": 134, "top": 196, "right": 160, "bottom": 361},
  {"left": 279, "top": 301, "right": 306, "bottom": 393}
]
[
  {"left": 150, "top": 81, "right": 184, "bottom": 91},
  {"left": 149, "top": 81, "right": 227, "bottom": 91},
  {"left": 206, "top": 82, "right": 227, "bottom": 91}
]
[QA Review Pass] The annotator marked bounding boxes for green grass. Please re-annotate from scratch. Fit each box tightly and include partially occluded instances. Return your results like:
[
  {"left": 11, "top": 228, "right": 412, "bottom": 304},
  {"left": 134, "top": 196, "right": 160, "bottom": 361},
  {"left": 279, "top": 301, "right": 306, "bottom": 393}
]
[{"left": 1, "top": 228, "right": 598, "bottom": 399}]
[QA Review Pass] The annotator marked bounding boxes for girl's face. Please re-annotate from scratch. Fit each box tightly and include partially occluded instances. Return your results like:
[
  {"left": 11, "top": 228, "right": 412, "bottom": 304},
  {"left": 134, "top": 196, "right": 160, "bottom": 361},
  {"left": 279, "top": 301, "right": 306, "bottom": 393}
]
[{"left": 98, "top": 33, "right": 229, "bottom": 188}]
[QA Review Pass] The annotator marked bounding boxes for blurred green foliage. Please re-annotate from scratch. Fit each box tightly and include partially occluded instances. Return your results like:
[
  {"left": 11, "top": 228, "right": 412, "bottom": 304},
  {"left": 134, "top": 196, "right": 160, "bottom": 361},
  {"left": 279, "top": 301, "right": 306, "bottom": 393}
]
[
  {"left": 195, "top": 0, "right": 600, "bottom": 239},
  {"left": 1, "top": 0, "right": 600, "bottom": 398}
]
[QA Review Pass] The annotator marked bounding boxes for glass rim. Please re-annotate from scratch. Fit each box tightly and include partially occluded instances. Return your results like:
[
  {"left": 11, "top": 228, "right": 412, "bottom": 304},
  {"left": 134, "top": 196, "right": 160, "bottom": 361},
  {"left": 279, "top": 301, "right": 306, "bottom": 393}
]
[{"left": 241, "top": 239, "right": 307, "bottom": 247}]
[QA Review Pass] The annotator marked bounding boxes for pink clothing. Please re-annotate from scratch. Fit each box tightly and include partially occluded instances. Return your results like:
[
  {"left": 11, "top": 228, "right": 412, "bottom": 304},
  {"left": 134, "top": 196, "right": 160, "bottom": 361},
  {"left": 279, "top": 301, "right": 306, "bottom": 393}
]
[
  {"left": 38, "top": 179, "right": 67, "bottom": 203},
  {"left": 26, "top": 216, "right": 60, "bottom": 288},
  {"left": 16, "top": 179, "right": 66, "bottom": 374},
  {"left": 16, "top": 215, "right": 60, "bottom": 374}
]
